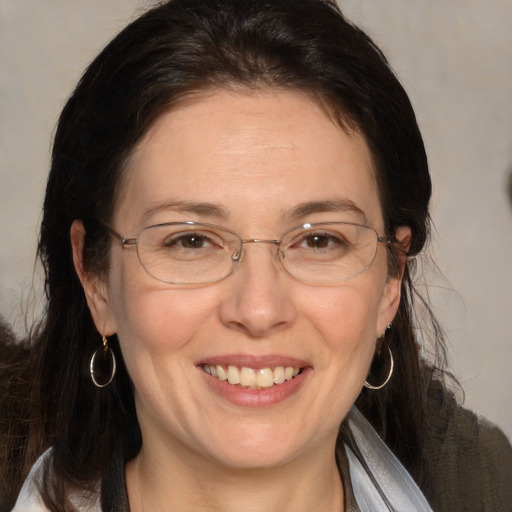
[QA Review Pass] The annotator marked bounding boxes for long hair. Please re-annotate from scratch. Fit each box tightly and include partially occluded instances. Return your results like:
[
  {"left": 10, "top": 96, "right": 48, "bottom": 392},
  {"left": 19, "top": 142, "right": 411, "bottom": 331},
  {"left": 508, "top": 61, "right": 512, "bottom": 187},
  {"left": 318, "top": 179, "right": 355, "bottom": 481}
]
[
  {"left": 2, "top": 0, "right": 448, "bottom": 509},
  {"left": 0, "top": 320, "right": 32, "bottom": 512}
]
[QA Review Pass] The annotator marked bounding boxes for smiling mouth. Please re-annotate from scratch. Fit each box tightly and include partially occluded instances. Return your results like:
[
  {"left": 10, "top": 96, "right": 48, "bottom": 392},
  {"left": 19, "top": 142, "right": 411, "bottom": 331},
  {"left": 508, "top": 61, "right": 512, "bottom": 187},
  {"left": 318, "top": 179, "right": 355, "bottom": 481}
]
[{"left": 202, "top": 364, "right": 302, "bottom": 389}]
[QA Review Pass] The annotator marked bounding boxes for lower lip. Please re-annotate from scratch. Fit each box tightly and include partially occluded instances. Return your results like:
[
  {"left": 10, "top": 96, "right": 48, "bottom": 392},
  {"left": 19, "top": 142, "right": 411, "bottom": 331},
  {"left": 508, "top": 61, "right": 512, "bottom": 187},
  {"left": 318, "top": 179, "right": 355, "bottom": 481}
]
[{"left": 200, "top": 367, "right": 310, "bottom": 408}]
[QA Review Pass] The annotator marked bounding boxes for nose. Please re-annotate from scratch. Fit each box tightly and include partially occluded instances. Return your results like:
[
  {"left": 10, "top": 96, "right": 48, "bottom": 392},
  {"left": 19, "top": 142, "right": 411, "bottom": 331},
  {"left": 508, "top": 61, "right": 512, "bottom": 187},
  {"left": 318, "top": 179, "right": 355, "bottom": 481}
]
[{"left": 218, "top": 242, "right": 297, "bottom": 338}]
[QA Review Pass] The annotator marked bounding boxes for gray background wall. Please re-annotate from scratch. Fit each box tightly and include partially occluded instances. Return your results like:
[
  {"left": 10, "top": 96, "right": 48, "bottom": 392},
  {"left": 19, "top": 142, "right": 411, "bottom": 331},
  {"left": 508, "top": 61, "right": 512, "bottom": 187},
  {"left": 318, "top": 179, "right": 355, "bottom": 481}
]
[{"left": 1, "top": 1, "right": 511, "bottom": 440}]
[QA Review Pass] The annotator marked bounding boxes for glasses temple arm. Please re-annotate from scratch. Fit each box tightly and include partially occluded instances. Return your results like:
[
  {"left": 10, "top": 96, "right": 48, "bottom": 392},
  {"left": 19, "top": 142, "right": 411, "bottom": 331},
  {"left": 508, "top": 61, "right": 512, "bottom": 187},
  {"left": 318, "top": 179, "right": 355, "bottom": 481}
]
[{"left": 102, "top": 225, "right": 137, "bottom": 246}]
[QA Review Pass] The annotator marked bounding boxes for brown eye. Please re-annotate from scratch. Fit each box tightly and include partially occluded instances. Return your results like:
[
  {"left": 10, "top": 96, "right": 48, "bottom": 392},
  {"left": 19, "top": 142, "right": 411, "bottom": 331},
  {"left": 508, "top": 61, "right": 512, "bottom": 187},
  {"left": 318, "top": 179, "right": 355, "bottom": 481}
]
[
  {"left": 288, "top": 230, "right": 350, "bottom": 254},
  {"left": 305, "top": 234, "right": 330, "bottom": 249},
  {"left": 161, "top": 229, "right": 226, "bottom": 251},
  {"left": 180, "top": 234, "right": 205, "bottom": 249},
  {"left": 163, "top": 233, "right": 210, "bottom": 249}
]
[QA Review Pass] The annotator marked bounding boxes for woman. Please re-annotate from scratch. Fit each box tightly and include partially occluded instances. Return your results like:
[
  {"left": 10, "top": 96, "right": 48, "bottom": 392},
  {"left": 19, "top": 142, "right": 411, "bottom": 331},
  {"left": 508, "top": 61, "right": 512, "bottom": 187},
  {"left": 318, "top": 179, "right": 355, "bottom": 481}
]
[{"left": 3, "top": 0, "right": 511, "bottom": 510}]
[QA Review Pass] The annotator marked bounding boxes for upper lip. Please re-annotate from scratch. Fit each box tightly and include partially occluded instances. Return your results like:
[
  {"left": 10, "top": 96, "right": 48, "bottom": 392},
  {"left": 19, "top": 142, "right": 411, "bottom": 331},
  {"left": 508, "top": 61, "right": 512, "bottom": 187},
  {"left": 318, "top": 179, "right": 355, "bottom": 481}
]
[{"left": 197, "top": 354, "right": 310, "bottom": 369}]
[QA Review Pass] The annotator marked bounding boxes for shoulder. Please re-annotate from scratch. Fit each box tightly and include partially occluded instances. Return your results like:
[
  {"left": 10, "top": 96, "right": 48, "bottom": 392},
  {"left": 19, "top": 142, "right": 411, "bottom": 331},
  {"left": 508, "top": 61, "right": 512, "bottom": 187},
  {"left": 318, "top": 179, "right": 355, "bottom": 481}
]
[
  {"left": 12, "top": 448, "right": 102, "bottom": 512},
  {"left": 11, "top": 449, "right": 51, "bottom": 512},
  {"left": 425, "top": 381, "right": 512, "bottom": 511}
]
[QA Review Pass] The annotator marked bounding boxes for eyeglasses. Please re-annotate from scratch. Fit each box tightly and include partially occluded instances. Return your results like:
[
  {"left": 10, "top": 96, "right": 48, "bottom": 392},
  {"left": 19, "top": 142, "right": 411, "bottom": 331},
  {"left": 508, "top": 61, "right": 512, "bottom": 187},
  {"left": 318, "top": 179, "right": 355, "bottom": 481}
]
[{"left": 105, "top": 221, "right": 392, "bottom": 285}]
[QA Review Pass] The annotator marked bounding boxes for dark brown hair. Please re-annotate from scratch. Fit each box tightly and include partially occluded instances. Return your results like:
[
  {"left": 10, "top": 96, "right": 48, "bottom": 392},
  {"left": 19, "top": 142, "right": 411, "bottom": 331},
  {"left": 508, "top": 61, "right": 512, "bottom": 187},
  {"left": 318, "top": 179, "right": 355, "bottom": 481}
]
[
  {"left": 0, "top": 320, "right": 33, "bottom": 512},
  {"left": 2, "top": 0, "right": 449, "bottom": 509}
]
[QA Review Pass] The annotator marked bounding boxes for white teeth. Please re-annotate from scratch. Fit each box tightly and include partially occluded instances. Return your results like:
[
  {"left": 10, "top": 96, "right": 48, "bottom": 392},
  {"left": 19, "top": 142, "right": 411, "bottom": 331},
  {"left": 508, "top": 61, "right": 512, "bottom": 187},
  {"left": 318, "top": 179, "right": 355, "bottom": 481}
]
[
  {"left": 227, "top": 365, "right": 241, "bottom": 384},
  {"left": 256, "top": 368, "right": 274, "bottom": 388},
  {"left": 273, "top": 366, "right": 285, "bottom": 384},
  {"left": 216, "top": 365, "right": 227, "bottom": 381},
  {"left": 240, "top": 367, "right": 256, "bottom": 387},
  {"left": 203, "top": 364, "right": 301, "bottom": 388}
]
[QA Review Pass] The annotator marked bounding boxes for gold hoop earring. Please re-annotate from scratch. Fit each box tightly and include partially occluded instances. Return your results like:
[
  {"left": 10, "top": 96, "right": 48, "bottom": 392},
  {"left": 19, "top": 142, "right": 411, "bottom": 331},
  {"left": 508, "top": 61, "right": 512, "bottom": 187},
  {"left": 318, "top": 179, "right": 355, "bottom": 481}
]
[
  {"left": 364, "top": 346, "right": 394, "bottom": 390},
  {"left": 90, "top": 335, "right": 117, "bottom": 388}
]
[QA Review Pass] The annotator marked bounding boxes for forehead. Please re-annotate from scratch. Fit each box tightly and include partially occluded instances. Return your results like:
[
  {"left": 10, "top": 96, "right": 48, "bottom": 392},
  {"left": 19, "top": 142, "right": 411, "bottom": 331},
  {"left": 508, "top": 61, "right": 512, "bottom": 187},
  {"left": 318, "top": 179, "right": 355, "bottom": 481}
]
[{"left": 115, "top": 89, "right": 382, "bottom": 232}]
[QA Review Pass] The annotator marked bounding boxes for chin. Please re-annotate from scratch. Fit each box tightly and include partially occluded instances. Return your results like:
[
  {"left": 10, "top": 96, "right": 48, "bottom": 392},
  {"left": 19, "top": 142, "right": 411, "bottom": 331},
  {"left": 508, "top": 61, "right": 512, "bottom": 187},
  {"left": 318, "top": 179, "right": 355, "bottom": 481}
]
[
  {"left": 196, "top": 422, "right": 325, "bottom": 471},
  {"left": 207, "top": 446, "right": 302, "bottom": 471}
]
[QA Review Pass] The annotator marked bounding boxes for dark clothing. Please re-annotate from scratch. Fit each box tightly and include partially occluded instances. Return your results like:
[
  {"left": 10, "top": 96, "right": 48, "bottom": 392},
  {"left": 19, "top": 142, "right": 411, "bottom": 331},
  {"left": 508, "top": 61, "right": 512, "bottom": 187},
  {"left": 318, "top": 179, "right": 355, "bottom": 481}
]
[{"left": 421, "top": 387, "right": 512, "bottom": 511}]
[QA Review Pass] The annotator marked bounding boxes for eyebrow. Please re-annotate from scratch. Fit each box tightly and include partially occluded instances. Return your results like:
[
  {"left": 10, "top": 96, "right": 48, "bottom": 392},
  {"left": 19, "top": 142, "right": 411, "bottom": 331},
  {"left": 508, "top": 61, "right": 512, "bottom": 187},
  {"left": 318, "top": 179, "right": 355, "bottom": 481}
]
[
  {"left": 286, "top": 198, "right": 366, "bottom": 223},
  {"left": 141, "top": 200, "right": 229, "bottom": 223},
  {"left": 141, "top": 197, "right": 366, "bottom": 225}
]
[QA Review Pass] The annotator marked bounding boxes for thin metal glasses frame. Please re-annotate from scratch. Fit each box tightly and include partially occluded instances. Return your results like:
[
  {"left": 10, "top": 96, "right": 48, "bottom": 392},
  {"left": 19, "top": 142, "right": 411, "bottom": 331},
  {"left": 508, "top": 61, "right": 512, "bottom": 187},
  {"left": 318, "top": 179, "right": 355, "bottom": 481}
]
[{"left": 105, "top": 221, "right": 393, "bottom": 285}]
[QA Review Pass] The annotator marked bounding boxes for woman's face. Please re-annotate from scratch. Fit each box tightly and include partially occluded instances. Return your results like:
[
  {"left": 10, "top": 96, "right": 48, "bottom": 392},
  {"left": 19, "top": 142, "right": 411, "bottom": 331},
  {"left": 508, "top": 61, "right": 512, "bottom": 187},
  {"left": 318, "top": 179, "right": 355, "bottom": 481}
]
[{"left": 79, "top": 89, "right": 404, "bottom": 470}]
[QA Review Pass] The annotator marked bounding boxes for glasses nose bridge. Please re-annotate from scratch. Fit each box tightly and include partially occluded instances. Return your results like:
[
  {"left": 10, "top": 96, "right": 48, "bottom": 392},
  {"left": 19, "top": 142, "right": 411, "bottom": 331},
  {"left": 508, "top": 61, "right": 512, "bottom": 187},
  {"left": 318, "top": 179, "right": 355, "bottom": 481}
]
[
  {"left": 232, "top": 238, "right": 282, "bottom": 264},
  {"left": 241, "top": 238, "right": 281, "bottom": 245}
]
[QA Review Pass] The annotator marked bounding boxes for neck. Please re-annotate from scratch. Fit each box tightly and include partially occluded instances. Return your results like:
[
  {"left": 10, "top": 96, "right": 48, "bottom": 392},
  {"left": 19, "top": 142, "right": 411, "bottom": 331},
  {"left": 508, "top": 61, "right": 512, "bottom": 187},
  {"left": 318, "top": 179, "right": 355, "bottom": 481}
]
[{"left": 126, "top": 437, "right": 344, "bottom": 512}]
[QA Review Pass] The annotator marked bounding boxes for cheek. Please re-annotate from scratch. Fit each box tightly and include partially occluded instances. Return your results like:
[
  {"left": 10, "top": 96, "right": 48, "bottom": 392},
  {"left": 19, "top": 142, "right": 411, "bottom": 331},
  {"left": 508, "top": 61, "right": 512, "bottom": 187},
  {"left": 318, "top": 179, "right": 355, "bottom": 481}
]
[
  {"left": 293, "top": 282, "right": 384, "bottom": 427},
  {"left": 108, "top": 283, "right": 223, "bottom": 415},
  {"left": 107, "top": 260, "right": 220, "bottom": 363},
  {"left": 301, "top": 276, "right": 386, "bottom": 399},
  {"left": 305, "top": 280, "right": 383, "bottom": 349}
]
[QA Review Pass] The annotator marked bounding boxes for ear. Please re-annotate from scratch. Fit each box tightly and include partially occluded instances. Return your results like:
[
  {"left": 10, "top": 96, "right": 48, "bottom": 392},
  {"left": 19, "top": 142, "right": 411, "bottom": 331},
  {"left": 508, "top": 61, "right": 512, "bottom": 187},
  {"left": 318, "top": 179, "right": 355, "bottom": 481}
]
[
  {"left": 70, "top": 220, "right": 117, "bottom": 336},
  {"left": 376, "top": 226, "right": 411, "bottom": 337}
]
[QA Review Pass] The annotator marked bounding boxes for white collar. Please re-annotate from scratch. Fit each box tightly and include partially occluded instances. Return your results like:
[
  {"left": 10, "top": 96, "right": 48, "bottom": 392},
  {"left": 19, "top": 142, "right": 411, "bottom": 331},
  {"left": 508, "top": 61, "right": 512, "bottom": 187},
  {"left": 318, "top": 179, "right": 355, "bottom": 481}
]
[
  {"left": 12, "top": 448, "right": 101, "bottom": 512},
  {"left": 345, "top": 407, "right": 433, "bottom": 511}
]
